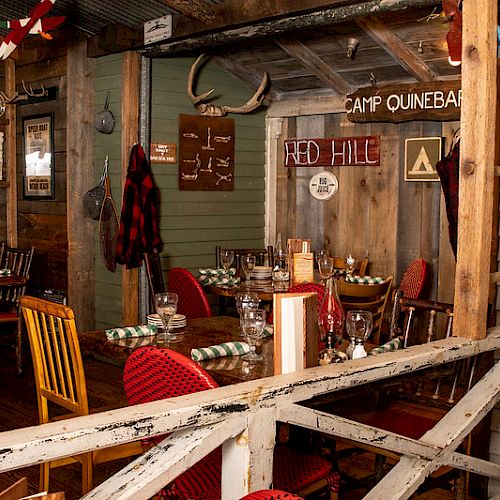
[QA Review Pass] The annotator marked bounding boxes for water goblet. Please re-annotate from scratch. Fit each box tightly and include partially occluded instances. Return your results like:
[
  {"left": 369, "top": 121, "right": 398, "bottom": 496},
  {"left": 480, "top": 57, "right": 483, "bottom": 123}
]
[
  {"left": 220, "top": 249, "right": 234, "bottom": 280},
  {"left": 241, "top": 254, "right": 256, "bottom": 285},
  {"left": 346, "top": 310, "right": 373, "bottom": 342},
  {"left": 236, "top": 291, "right": 260, "bottom": 335},
  {"left": 154, "top": 292, "right": 178, "bottom": 342},
  {"left": 241, "top": 308, "right": 266, "bottom": 362},
  {"left": 318, "top": 255, "right": 334, "bottom": 285}
]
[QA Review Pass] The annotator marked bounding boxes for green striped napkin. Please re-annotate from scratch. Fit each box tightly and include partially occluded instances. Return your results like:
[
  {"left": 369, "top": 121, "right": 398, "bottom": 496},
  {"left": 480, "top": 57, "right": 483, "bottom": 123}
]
[
  {"left": 198, "top": 274, "right": 241, "bottom": 286},
  {"left": 199, "top": 267, "right": 237, "bottom": 277},
  {"left": 191, "top": 341, "right": 250, "bottom": 362},
  {"left": 105, "top": 324, "right": 157, "bottom": 340},
  {"left": 262, "top": 324, "right": 273, "bottom": 338},
  {"left": 369, "top": 337, "right": 402, "bottom": 355},
  {"left": 345, "top": 275, "right": 385, "bottom": 284}
]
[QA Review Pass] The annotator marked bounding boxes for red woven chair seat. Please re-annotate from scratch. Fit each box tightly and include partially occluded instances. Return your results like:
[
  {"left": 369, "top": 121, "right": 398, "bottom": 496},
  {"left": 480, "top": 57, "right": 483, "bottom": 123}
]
[
  {"left": 167, "top": 267, "right": 212, "bottom": 319},
  {"left": 124, "top": 347, "right": 336, "bottom": 499},
  {"left": 240, "top": 490, "right": 304, "bottom": 499}
]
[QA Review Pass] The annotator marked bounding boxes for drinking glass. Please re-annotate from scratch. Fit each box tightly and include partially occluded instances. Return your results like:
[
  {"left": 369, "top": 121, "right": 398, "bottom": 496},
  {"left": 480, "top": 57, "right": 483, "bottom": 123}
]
[
  {"left": 241, "top": 254, "right": 256, "bottom": 285},
  {"left": 316, "top": 249, "right": 327, "bottom": 268},
  {"left": 154, "top": 292, "right": 178, "bottom": 341},
  {"left": 346, "top": 310, "right": 373, "bottom": 342},
  {"left": 220, "top": 249, "right": 235, "bottom": 280},
  {"left": 241, "top": 308, "right": 266, "bottom": 361},
  {"left": 318, "top": 255, "right": 334, "bottom": 284},
  {"left": 236, "top": 291, "right": 260, "bottom": 335}
]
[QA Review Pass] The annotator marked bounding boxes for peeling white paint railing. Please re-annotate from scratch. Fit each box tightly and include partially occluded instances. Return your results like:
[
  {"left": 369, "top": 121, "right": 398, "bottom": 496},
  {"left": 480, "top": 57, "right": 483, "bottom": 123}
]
[{"left": 1, "top": 331, "right": 500, "bottom": 500}]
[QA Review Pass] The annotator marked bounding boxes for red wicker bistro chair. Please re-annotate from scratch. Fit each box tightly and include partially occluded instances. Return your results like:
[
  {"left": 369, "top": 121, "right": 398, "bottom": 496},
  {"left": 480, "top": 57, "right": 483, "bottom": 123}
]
[
  {"left": 123, "top": 346, "right": 339, "bottom": 500},
  {"left": 167, "top": 267, "right": 212, "bottom": 319},
  {"left": 240, "top": 490, "right": 304, "bottom": 499},
  {"left": 399, "top": 258, "right": 428, "bottom": 300}
]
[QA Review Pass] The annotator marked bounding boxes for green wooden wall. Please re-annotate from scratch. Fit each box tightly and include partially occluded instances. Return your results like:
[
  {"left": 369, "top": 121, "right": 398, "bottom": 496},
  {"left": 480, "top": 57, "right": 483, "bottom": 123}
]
[{"left": 93, "top": 55, "right": 266, "bottom": 328}]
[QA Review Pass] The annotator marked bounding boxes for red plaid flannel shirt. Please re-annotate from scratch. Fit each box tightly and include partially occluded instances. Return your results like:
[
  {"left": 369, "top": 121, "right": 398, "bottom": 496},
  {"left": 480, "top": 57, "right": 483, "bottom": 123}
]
[{"left": 116, "top": 144, "right": 162, "bottom": 268}]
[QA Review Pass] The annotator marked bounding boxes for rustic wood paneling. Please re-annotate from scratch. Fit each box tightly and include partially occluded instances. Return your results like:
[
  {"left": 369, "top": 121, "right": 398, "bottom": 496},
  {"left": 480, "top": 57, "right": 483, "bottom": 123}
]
[{"left": 151, "top": 57, "right": 266, "bottom": 277}]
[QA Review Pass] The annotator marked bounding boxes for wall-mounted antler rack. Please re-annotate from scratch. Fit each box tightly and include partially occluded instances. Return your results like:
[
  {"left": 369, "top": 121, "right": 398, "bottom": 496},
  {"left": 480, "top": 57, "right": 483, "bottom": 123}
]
[{"left": 0, "top": 81, "right": 58, "bottom": 117}]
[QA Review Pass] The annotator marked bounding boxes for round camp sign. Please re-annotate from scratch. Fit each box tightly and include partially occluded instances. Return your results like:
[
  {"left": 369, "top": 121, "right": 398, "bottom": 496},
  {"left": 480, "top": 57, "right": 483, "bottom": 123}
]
[{"left": 309, "top": 171, "right": 338, "bottom": 201}]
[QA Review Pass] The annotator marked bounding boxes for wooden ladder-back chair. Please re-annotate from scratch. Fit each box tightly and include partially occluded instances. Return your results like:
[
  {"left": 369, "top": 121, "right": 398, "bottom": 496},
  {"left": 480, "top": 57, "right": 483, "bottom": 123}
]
[
  {"left": 167, "top": 267, "right": 212, "bottom": 319},
  {"left": 215, "top": 245, "right": 274, "bottom": 278},
  {"left": 20, "top": 296, "right": 143, "bottom": 495},
  {"left": 124, "top": 346, "right": 340, "bottom": 500},
  {"left": 0, "top": 245, "right": 34, "bottom": 374},
  {"left": 338, "top": 276, "right": 393, "bottom": 345},
  {"left": 240, "top": 490, "right": 304, "bottom": 499},
  {"left": 332, "top": 297, "right": 480, "bottom": 498},
  {"left": 331, "top": 256, "right": 369, "bottom": 277},
  {"left": 143, "top": 250, "right": 166, "bottom": 313}
]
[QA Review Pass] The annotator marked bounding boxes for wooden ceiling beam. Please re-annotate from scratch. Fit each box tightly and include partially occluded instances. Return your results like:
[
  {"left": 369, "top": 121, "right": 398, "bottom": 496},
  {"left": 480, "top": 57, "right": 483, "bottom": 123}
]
[
  {"left": 143, "top": 0, "right": 440, "bottom": 57},
  {"left": 356, "top": 16, "right": 436, "bottom": 82},
  {"left": 274, "top": 35, "right": 351, "bottom": 95},
  {"left": 159, "top": 0, "right": 216, "bottom": 23}
]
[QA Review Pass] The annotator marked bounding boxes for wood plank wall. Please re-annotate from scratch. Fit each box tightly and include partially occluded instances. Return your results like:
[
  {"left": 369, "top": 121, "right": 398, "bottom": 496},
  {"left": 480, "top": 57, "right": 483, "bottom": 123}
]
[
  {"left": 277, "top": 112, "right": 459, "bottom": 292},
  {"left": 92, "top": 56, "right": 266, "bottom": 328},
  {"left": 94, "top": 54, "right": 122, "bottom": 329},
  {"left": 15, "top": 33, "right": 69, "bottom": 293},
  {"left": 151, "top": 57, "right": 266, "bottom": 276}
]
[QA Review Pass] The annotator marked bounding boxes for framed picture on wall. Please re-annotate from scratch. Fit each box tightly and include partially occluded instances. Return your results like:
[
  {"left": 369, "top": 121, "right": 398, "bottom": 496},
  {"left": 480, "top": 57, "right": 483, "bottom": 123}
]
[
  {"left": 404, "top": 137, "right": 442, "bottom": 182},
  {"left": 23, "top": 114, "right": 55, "bottom": 198}
]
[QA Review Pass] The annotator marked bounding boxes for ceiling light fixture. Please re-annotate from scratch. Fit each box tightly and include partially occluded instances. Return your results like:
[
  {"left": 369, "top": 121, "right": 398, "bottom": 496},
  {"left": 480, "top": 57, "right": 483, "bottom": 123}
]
[{"left": 346, "top": 37, "right": 360, "bottom": 59}]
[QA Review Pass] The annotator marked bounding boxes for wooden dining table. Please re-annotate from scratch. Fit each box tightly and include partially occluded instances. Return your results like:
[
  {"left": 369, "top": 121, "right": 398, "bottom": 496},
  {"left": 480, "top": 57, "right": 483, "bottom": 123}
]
[
  {"left": 0, "top": 275, "right": 27, "bottom": 286},
  {"left": 79, "top": 316, "right": 274, "bottom": 386}
]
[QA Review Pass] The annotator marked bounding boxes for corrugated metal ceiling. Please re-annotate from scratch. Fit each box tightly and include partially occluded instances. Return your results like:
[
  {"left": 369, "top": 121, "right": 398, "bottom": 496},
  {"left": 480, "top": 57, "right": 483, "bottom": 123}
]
[{"left": 0, "top": 0, "right": 182, "bottom": 36}]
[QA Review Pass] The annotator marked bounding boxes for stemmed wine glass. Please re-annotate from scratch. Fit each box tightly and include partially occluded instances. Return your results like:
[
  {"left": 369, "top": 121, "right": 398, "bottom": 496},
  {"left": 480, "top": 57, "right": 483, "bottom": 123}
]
[
  {"left": 154, "top": 292, "right": 178, "bottom": 342},
  {"left": 220, "top": 249, "right": 235, "bottom": 280},
  {"left": 236, "top": 292, "right": 260, "bottom": 335},
  {"left": 318, "top": 255, "right": 334, "bottom": 285},
  {"left": 241, "top": 254, "right": 256, "bottom": 285},
  {"left": 241, "top": 308, "right": 266, "bottom": 362},
  {"left": 346, "top": 310, "right": 373, "bottom": 342}
]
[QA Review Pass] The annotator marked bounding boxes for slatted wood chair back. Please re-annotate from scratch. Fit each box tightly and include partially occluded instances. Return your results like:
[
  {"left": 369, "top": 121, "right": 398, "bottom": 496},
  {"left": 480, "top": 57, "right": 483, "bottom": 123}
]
[
  {"left": 143, "top": 250, "right": 166, "bottom": 312},
  {"left": 331, "top": 256, "right": 369, "bottom": 277},
  {"left": 0, "top": 246, "right": 34, "bottom": 303},
  {"left": 216, "top": 245, "right": 274, "bottom": 278},
  {"left": 339, "top": 276, "right": 393, "bottom": 344},
  {"left": 21, "top": 295, "right": 142, "bottom": 495}
]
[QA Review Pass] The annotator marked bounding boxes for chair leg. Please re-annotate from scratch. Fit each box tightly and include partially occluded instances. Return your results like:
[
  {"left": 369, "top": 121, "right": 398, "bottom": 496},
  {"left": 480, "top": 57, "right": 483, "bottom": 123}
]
[
  {"left": 16, "top": 316, "right": 22, "bottom": 375},
  {"left": 81, "top": 453, "right": 93, "bottom": 495},
  {"left": 40, "top": 462, "right": 50, "bottom": 493}
]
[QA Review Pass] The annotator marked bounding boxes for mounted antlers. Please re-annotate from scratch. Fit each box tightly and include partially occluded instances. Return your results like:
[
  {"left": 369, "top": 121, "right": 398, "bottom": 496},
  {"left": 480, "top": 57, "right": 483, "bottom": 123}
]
[
  {"left": 0, "top": 81, "right": 47, "bottom": 117},
  {"left": 187, "top": 54, "right": 269, "bottom": 117}
]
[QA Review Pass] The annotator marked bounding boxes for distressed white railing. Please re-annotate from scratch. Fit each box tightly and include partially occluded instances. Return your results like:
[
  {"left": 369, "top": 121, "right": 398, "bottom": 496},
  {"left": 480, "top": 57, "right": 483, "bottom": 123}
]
[{"left": 1, "top": 331, "right": 500, "bottom": 500}]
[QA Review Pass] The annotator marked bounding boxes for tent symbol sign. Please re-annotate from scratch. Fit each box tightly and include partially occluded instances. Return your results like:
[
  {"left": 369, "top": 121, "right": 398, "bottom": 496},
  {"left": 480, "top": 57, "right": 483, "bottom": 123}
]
[{"left": 404, "top": 137, "right": 442, "bottom": 182}]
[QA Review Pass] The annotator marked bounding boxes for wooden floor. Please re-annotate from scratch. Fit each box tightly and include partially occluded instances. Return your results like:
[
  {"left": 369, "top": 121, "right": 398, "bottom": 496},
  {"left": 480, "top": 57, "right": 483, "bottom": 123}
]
[{"left": 0, "top": 347, "right": 479, "bottom": 500}]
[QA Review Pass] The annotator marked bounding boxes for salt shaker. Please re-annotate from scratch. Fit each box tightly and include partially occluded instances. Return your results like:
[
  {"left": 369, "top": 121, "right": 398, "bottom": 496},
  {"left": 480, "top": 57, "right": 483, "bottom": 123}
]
[{"left": 351, "top": 337, "right": 367, "bottom": 359}]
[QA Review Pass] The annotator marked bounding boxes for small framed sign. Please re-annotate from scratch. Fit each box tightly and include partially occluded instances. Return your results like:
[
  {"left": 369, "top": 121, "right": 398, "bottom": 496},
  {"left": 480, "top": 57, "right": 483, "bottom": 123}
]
[
  {"left": 404, "top": 137, "right": 442, "bottom": 182},
  {"left": 150, "top": 143, "right": 176, "bottom": 163},
  {"left": 23, "top": 114, "right": 55, "bottom": 198}
]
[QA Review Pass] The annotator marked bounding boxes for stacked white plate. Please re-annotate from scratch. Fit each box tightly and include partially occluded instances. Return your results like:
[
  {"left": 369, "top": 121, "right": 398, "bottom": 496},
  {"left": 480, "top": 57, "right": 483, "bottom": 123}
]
[
  {"left": 251, "top": 266, "right": 273, "bottom": 280},
  {"left": 147, "top": 313, "right": 187, "bottom": 329}
]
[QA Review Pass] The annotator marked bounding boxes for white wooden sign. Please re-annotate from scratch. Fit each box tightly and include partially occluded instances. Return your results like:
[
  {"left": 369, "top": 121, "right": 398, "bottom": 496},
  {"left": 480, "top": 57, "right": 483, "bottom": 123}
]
[
  {"left": 144, "top": 15, "right": 172, "bottom": 45},
  {"left": 309, "top": 171, "right": 338, "bottom": 200}
]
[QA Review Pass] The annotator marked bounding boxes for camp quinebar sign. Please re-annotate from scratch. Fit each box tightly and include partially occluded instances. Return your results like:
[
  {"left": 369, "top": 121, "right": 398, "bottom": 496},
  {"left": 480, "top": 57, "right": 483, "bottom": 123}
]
[{"left": 345, "top": 81, "right": 461, "bottom": 123}]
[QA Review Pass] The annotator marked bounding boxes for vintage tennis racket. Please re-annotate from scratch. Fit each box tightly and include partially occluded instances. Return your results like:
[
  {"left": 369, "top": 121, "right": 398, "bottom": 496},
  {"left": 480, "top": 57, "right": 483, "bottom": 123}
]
[{"left": 99, "top": 161, "right": 119, "bottom": 272}]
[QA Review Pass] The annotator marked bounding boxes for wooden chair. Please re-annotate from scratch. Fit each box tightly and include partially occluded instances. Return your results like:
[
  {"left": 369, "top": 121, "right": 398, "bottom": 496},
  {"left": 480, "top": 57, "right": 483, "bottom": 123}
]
[
  {"left": 332, "top": 297, "right": 478, "bottom": 497},
  {"left": 124, "top": 346, "right": 339, "bottom": 499},
  {"left": 20, "top": 296, "right": 143, "bottom": 496},
  {"left": 0, "top": 245, "right": 34, "bottom": 374},
  {"left": 215, "top": 245, "right": 274, "bottom": 278},
  {"left": 143, "top": 250, "right": 166, "bottom": 313},
  {"left": 338, "top": 276, "right": 393, "bottom": 345},
  {"left": 331, "top": 256, "right": 368, "bottom": 277},
  {"left": 167, "top": 267, "right": 212, "bottom": 319},
  {"left": 240, "top": 490, "right": 304, "bottom": 499}
]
